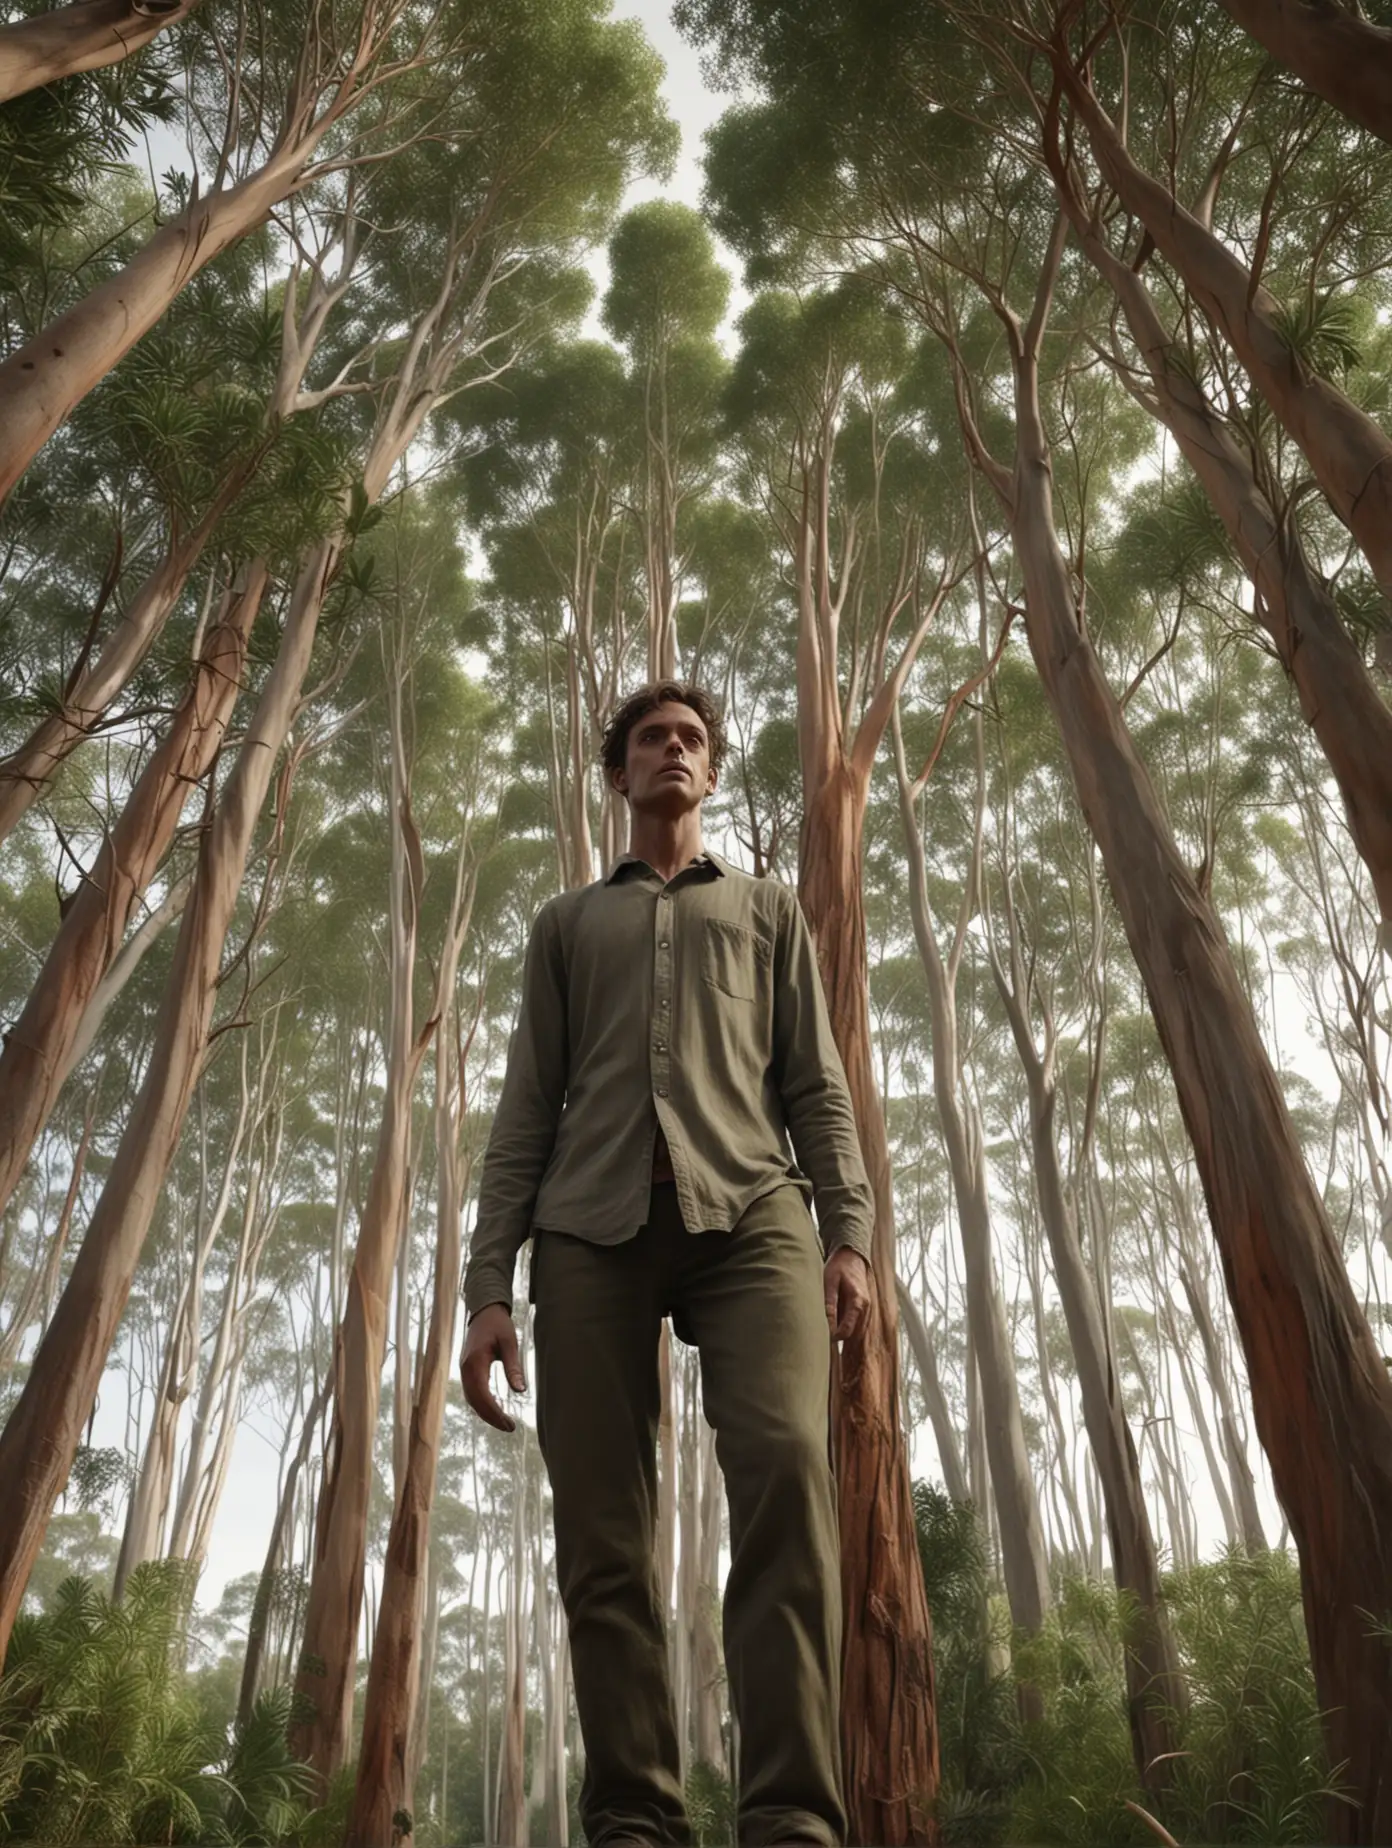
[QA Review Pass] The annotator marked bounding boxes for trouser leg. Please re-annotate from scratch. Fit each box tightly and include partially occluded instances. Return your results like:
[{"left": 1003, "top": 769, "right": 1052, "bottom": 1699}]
[
  {"left": 531, "top": 1218, "right": 690, "bottom": 1848},
  {"left": 673, "top": 1185, "right": 846, "bottom": 1848}
]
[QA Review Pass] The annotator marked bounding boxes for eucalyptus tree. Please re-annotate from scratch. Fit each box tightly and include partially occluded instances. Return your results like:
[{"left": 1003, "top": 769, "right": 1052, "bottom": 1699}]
[
  {"left": 1214, "top": 0, "right": 1392, "bottom": 155},
  {"left": 0, "top": 0, "right": 674, "bottom": 1670},
  {"left": 723, "top": 276, "right": 970, "bottom": 1842},
  {"left": 678, "top": 1, "right": 1392, "bottom": 1831},
  {"left": 601, "top": 201, "right": 730, "bottom": 680},
  {"left": 0, "top": 0, "right": 203, "bottom": 103}
]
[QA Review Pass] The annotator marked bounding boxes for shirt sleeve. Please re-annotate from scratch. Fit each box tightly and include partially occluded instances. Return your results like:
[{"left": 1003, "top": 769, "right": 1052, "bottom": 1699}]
[
  {"left": 771, "top": 886, "right": 877, "bottom": 1263},
  {"left": 461, "top": 900, "right": 567, "bottom": 1319}
]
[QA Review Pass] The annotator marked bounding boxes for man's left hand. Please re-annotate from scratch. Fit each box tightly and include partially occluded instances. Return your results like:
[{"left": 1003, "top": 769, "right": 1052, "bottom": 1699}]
[{"left": 823, "top": 1246, "right": 872, "bottom": 1344}]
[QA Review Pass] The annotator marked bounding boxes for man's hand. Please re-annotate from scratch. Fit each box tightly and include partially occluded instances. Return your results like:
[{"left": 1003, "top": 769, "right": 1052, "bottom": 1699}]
[
  {"left": 460, "top": 1303, "right": 527, "bottom": 1432},
  {"left": 823, "top": 1246, "right": 872, "bottom": 1345}
]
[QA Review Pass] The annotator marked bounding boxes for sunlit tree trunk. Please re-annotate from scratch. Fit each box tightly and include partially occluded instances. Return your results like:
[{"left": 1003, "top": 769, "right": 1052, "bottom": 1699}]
[
  {"left": 291, "top": 649, "right": 439, "bottom": 1784},
  {"left": 0, "top": 0, "right": 203, "bottom": 104},
  {"left": 0, "top": 563, "right": 267, "bottom": 1223},
  {"left": 948, "top": 212, "right": 1392, "bottom": 1844},
  {"left": 891, "top": 710, "right": 1050, "bottom": 1647},
  {"left": 0, "top": 538, "right": 333, "bottom": 1663},
  {"left": 692, "top": 1415, "right": 726, "bottom": 1773},
  {"left": 495, "top": 1452, "right": 531, "bottom": 1848},
  {"left": 347, "top": 849, "right": 476, "bottom": 1847}
]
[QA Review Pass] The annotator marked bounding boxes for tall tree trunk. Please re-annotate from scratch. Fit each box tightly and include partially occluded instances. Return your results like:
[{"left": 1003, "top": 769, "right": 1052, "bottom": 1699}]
[
  {"left": 894, "top": 1279, "right": 968, "bottom": 1505},
  {"left": 891, "top": 728, "right": 1051, "bottom": 1643},
  {"left": 1176, "top": 1245, "right": 1268, "bottom": 1553},
  {"left": 976, "top": 800, "right": 1188, "bottom": 1785},
  {"left": 347, "top": 851, "right": 474, "bottom": 1847},
  {"left": 59, "top": 874, "right": 191, "bottom": 1088},
  {"left": 495, "top": 1466, "right": 530, "bottom": 1848},
  {"left": 799, "top": 761, "right": 940, "bottom": 1845},
  {"left": 0, "top": 0, "right": 203, "bottom": 104},
  {"left": 948, "top": 214, "right": 1392, "bottom": 1843},
  {"left": 1046, "top": 145, "right": 1392, "bottom": 928},
  {"left": 291, "top": 655, "right": 439, "bottom": 1785},
  {"left": 691, "top": 1415, "right": 726, "bottom": 1773},
  {"left": 0, "top": 1103, "right": 91, "bottom": 1374},
  {"left": 0, "top": 539, "right": 333, "bottom": 1663},
  {"left": 1213, "top": 0, "right": 1392, "bottom": 143},
  {"left": 1050, "top": 53, "right": 1392, "bottom": 599},
  {"left": 239, "top": 1372, "right": 330, "bottom": 1729},
  {"left": 0, "top": 563, "right": 267, "bottom": 1222}
]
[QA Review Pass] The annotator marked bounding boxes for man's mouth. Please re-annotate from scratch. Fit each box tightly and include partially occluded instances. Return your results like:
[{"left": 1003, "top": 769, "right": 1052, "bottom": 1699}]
[{"left": 660, "top": 765, "right": 691, "bottom": 778}]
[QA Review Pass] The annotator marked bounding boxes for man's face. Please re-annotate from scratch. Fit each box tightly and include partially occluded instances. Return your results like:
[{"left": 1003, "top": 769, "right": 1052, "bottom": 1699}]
[{"left": 611, "top": 700, "right": 717, "bottom": 814}]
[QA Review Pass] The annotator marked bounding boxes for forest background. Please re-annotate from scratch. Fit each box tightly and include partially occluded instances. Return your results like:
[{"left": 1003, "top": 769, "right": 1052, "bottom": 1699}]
[{"left": 0, "top": 0, "right": 1390, "bottom": 1844}]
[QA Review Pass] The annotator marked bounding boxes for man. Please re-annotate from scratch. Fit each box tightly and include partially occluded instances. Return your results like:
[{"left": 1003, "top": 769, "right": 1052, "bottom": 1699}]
[{"left": 459, "top": 681, "right": 875, "bottom": 1848}]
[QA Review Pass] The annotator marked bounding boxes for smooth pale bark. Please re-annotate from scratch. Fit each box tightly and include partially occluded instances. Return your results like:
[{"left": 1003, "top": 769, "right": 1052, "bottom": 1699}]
[
  {"left": 347, "top": 857, "right": 474, "bottom": 1848},
  {"left": 58, "top": 873, "right": 191, "bottom": 1088},
  {"left": 894, "top": 1279, "right": 968, "bottom": 1505},
  {"left": 1053, "top": 59, "right": 1392, "bottom": 597},
  {"left": 0, "top": 540, "right": 334, "bottom": 1662},
  {"left": 655, "top": 1319, "right": 677, "bottom": 1621},
  {"left": 496, "top": 1470, "right": 530, "bottom": 1848},
  {"left": 691, "top": 1415, "right": 725, "bottom": 1772},
  {"left": 0, "top": 564, "right": 267, "bottom": 1224},
  {"left": 978, "top": 802, "right": 1187, "bottom": 1784},
  {"left": 0, "top": 490, "right": 247, "bottom": 847},
  {"left": 0, "top": 1105, "right": 91, "bottom": 1373},
  {"left": 1214, "top": 0, "right": 1392, "bottom": 143},
  {"left": 0, "top": 0, "right": 202, "bottom": 103},
  {"left": 1177, "top": 1245, "right": 1268, "bottom": 1553},
  {"left": 290, "top": 673, "right": 439, "bottom": 1785},
  {"left": 1048, "top": 150, "right": 1392, "bottom": 928},
  {"left": 239, "top": 1371, "right": 330, "bottom": 1729},
  {"left": 891, "top": 731, "right": 1050, "bottom": 1643},
  {"left": 954, "top": 217, "right": 1392, "bottom": 1845}
]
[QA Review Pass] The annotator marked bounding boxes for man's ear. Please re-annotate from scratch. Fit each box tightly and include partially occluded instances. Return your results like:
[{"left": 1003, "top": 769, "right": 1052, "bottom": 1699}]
[{"left": 610, "top": 765, "right": 628, "bottom": 796}]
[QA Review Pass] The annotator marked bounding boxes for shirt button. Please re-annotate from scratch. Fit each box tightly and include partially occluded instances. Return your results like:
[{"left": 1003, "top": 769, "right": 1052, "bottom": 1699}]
[
  {"left": 657, "top": 1043, "right": 666, "bottom": 1051},
  {"left": 657, "top": 1087, "right": 668, "bottom": 1098},
  {"left": 660, "top": 939, "right": 669, "bottom": 949},
  {"left": 660, "top": 999, "right": 669, "bottom": 1008}
]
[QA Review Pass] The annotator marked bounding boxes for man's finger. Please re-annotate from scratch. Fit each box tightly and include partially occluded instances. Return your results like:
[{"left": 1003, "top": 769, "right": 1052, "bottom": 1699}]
[
  {"left": 500, "top": 1330, "right": 528, "bottom": 1395},
  {"left": 462, "top": 1354, "right": 517, "bottom": 1433},
  {"left": 824, "top": 1275, "right": 839, "bottom": 1328}
]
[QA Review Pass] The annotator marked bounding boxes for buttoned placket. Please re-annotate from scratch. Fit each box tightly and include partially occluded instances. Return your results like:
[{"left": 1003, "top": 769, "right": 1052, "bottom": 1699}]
[{"left": 650, "top": 873, "right": 700, "bottom": 1232}]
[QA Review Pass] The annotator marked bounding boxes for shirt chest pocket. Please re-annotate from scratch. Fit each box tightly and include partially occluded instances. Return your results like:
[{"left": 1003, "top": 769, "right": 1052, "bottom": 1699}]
[{"left": 701, "top": 918, "right": 770, "bottom": 1002}]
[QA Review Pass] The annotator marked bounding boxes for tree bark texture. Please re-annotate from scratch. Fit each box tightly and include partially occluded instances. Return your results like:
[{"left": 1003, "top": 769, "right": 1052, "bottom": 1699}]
[
  {"left": 799, "top": 765, "right": 940, "bottom": 1846},
  {"left": 0, "top": 563, "right": 267, "bottom": 1224},
  {"left": 0, "top": 0, "right": 203, "bottom": 104},
  {"left": 955, "top": 221, "right": 1392, "bottom": 1843},
  {"left": 0, "top": 541, "right": 333, "bottom": 1662},
  {"left": 1213, "top": 0, "right": 1392, "bottom": 144}
]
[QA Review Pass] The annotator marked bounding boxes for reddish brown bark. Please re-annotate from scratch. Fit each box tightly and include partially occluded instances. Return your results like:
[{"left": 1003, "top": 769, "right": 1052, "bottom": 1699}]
[
  {"left": 799, "top": 764, "right": 940, "bottom": 1847},
  {"left": 1044, "top": 131, "right": 1392, "bottom": 928},
  {"left": 1052, "top": 51, "right": 1392, "bottom": 597},
  {"left": 0, "top": 564, "right": 266, "bottom": 1224},
  {"left": 950, "top": 215, "right": 1392, "bottom": 1843},
  {"left": 0, "top": 541, "right": 334, "bottom": 1662},
  {"left": 1213, "top": 0, "right": 1392, "bottom": 144},
  {"left": 0, "top": 0, "right": 203, "bottom": 103}
]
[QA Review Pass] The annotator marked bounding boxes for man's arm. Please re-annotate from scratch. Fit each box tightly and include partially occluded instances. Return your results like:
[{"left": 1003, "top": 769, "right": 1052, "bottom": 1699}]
[
  {"left": 461, "top": 901, "right": 567, "bottom": 1320},
  {"left": 771, "top": 887, "right": 876, "bottom": 1263}
]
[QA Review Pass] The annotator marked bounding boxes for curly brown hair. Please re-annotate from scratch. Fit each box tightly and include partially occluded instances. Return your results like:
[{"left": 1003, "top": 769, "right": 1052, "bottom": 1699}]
[{"left": 600, "top": 681, "right": 728, "bottom": 779}]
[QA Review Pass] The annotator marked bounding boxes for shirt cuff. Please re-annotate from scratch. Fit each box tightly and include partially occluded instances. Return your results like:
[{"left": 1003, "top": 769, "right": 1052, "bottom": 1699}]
[
  {"left": 461, "top": 1260, "right": 518, "bottom": 1320},
  {"left": 820, "top": 1220, "right": 875, "bottom": 1264}
]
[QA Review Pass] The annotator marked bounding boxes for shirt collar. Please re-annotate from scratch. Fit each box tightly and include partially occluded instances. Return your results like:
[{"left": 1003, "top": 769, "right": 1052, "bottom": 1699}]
[{"left": 604, "top": 850, "right": 729, "bottom": 885}]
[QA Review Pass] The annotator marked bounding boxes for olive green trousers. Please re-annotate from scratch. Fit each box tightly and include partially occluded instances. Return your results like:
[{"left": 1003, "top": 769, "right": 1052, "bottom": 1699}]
[{"left": 529, "top": 1181, "right": 847, "bottom": 1848}]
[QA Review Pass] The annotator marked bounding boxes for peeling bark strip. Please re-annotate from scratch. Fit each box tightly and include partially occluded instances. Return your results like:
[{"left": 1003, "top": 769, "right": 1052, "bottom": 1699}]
[
  {"left": 1043, "top": 129, "right": 1392, "bottom": 930},
  {"left": 952, "top": 215, "right": 1392, "bottom": 1845},
  {"left": 1214, "top": 0, "right": 1392, "bottom": 144},
  {"left": 0, "top": 540, "right": 334, "bottom": 1664},
  {"left": 0, "top": 564, "right": 267, "bottom": 1227},
  {"left": 0, "top": 0, "right": 203, "bottom": 104},
  {"left": 1053, "top": 49, "right": 1392, "bottom": 597}
]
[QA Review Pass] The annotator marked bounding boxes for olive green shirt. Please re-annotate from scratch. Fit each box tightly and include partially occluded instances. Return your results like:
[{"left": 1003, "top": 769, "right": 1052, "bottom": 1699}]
[{"left": 461, "top": 850, "right": 875, "bottom": 1319}]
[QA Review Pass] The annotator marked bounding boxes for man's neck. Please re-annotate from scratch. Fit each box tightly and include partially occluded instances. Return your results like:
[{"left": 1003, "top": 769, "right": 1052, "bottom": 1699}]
[{"left": 626, "top": 813, "right": 707, "bottom": 886}]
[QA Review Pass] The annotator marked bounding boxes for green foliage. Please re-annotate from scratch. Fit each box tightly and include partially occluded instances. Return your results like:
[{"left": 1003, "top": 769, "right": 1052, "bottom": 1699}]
[
  {"left": 684, "top": 1757, "right": 737, "bottom": 1846},
  {"left": 913, "top": 1488, "right": 1343, "bottom": 1845},
  {"left": 0, "top": 1566, "right": 313, "bottom": 1846}
]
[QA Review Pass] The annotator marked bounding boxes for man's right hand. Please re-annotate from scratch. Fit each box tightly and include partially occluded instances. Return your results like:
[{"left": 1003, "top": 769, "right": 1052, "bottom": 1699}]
[{"left": 460, "top": 1303, "right": 528, "bottom": 1432}]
